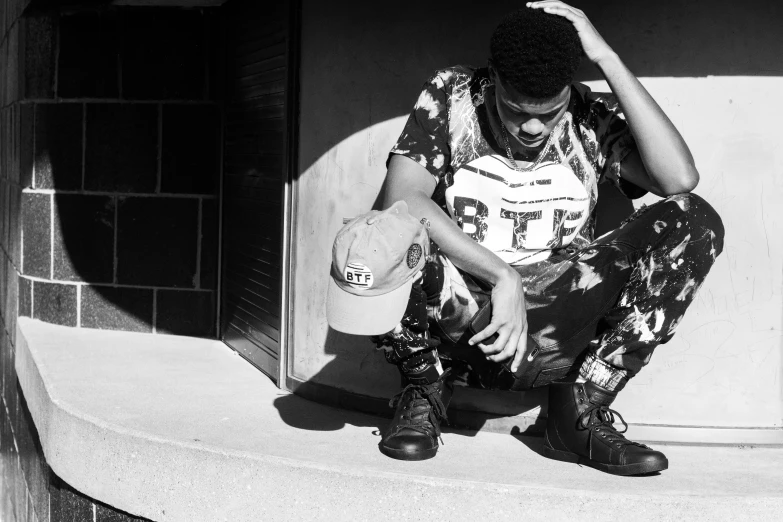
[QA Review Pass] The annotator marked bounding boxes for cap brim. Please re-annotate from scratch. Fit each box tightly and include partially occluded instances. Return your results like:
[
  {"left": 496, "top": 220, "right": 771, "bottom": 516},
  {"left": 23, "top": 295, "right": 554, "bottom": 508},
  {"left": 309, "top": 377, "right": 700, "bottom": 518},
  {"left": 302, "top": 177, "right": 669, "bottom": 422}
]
[{"left": 326, "top": 277, "right": 413, "bottom": 336}]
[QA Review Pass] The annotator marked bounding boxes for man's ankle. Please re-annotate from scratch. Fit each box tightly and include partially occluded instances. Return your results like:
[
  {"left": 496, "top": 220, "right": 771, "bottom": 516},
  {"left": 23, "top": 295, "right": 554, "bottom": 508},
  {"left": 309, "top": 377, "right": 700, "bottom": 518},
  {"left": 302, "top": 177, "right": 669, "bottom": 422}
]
[{"left": 579, "top": 352, "right": 628, "bottom": 393}]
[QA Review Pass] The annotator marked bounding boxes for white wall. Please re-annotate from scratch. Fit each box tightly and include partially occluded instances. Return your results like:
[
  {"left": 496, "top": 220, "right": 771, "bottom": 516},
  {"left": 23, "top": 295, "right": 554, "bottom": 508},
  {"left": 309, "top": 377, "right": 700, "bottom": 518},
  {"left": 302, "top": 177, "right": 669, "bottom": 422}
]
[{"left": 291, "top": 0, "right": 783, "bottom": 435}]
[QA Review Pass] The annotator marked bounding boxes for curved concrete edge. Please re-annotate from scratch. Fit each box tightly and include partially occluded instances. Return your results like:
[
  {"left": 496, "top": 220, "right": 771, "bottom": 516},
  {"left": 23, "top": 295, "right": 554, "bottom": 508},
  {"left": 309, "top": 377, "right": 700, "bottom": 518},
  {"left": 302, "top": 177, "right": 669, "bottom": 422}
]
[
  {"left": 14, "top": 332, "right": 783, "bottom": 522},
  {"left": 11, "top": 318, "right": 563, "bottom": 521},
  {"left": 14, "top": 317, "right": 783, "bottom": 522}
]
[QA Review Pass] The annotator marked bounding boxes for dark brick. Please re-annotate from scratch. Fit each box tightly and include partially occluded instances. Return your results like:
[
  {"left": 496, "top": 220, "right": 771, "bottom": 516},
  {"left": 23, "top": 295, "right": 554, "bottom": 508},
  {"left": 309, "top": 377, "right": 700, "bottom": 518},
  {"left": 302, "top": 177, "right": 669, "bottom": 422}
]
[
  {"left": 156, "top": 290, "right": 214, "bottom": 337},
  {"left": 22, "top": 14, "right": 57, "bottom": 99},
  {"left": 0, "top": 328, "right": 12, "bottom": 402},
  {"left": 32, "top": 281, "right": 77, "bottom": 327},
  {"left": 3, "top": 268, "right": 18, "bottom": 328},
  {"left": 122, "top": 9, "right": 206, "bottom": 100},
  {"left": 21, "top": 193, "right": 50, "bottom": 278},
  {"left": 8, "top": 368, "right": 22, "bottom": 446},
  {"left": 200, "top": 199, "right": 217, "bottom": 290},
  {"left": 10, "top": 186, "right": 23, "bottom": 268},
  {"left": 0, "top": 405, "right": 11, "bottom": 473},
  {"left": 28, "top": 494, "right": 36, "bottom": 522},
  {"left": 0, "top": 256, "right": 7, "bottom": 320},
  {"left": 17, "top": 392, "right": 49, "bottom": 522},
  {"left": 57, "top": 12, "right": 119, "bottom": 99},
  {"left": 13, "top": 450, "right": 27, "bottom": 521},
  {"left": 1, "top": 182, "right": 6, "bottom": 251},
  {"left": 9, "top": 105, "right": 21, "bottom": 184},
  {"left": 204, "top": 10, "right": 221, "bottom": 101},
  {"left": 116, "top": 197, "right": 197, "bottom": 287},
  {"left": 161, "top": 104, "right": 219, "bottom": 194},
  {"left": 84, "top": 104, "right": 158, "bottom": 193},
  {"left": 0, "top": 258, "right": 7, "bottom": 320},
  {"left": 81, "top": 286, "right": 152, "bottom": 333},
  {"left": 49, "top": 472, "right": 93, "bottom": 522},
  {"left": 1, "top": 181, "right": 9, "bottom": 250},
  {"left": 18, "top": 276, "right": 31, "bottom": 317},
  {"left": 35, "top": 104, "right": 83, "bottom": 190},
  {"left": 53, "top": 195, "right": 114, "bottom": 283},
  {"left": 95, "top": 501, "right": 150, "bottom": 522},
  {"left": 20, "top": 104, "right": 33, "bottom": 188},
  {"left": 1, "top": 182, "right": 8, "bottom": 250}
]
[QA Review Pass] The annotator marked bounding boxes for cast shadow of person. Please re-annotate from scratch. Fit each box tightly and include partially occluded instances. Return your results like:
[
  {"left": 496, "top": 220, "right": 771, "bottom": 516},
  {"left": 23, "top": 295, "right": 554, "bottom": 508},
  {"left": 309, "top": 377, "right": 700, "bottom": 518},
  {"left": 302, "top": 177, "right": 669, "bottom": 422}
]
[{"left": 273, "top": 183, "right": 634, "bottom": 443}]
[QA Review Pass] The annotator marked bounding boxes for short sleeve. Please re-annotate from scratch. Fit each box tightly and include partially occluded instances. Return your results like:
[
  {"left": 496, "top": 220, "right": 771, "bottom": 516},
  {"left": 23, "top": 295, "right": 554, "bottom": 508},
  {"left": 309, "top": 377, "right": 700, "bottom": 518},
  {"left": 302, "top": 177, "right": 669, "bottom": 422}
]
[
  {"left": 581, "top": 89, "right": 647, "bottom": 199},
  {"left": 388, "top": 71, "right": 452, "bottom": 184}
]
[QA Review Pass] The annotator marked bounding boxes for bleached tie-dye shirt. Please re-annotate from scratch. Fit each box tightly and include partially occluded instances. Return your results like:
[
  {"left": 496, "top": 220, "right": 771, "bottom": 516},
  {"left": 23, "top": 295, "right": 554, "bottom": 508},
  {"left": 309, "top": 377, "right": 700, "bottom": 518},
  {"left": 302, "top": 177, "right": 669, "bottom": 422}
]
[{"left": 390, "top": 66, "right": 645, "bottom": 265}]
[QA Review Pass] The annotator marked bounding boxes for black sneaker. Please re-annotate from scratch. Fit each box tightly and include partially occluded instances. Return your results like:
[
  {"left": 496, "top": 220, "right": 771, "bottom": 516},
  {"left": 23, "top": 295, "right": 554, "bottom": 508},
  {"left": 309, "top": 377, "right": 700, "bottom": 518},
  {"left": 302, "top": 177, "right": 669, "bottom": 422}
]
[
  {"left": 544, "top": 380, "right": 668, "bottom": 475},
  {"left": 379, "top": 370, "right": 452, "bottom": 461}
]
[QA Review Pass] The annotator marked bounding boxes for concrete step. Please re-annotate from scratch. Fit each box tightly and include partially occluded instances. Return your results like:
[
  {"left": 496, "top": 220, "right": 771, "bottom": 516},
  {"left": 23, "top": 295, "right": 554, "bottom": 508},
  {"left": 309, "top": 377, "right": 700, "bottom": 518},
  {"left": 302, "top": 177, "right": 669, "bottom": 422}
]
[{"left": 18, "top": 318, "right": 783, "bottom": 521}]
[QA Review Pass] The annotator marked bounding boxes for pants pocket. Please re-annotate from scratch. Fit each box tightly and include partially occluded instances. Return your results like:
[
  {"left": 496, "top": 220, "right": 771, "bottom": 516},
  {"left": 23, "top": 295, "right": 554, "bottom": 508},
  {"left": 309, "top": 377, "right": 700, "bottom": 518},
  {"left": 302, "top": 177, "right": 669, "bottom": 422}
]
[{"left": 504, "top": 344, "right": 584, "bottom": 391}]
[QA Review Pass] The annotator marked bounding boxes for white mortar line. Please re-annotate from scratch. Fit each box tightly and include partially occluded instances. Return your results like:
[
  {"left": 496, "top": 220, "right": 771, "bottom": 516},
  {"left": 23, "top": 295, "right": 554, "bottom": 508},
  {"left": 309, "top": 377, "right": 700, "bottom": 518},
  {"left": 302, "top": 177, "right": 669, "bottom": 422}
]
[
  {"left": 21, "top": 188, "right": 216, "bottom": 199},
  {"left": 19, "top": 274, "right": 213, "bottom": 292}
]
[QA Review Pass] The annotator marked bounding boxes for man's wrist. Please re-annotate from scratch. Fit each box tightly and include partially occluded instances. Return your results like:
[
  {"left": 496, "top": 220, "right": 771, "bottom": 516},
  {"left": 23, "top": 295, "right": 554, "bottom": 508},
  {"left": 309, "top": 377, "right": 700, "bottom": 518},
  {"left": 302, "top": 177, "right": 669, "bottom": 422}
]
[
  {"left": 489, "top": 263, "right": 518, "bottom": 286},
  {"left": 594, "top": 51, "right": 623, "bottom": 76}
]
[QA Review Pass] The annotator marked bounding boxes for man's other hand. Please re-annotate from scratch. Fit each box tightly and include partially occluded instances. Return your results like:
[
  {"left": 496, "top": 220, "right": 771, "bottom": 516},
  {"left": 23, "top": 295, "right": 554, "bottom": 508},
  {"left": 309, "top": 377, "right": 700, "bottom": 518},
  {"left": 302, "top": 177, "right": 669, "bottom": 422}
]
[{"left": 468, "top": 267, "right": 529, "bottom": 373}]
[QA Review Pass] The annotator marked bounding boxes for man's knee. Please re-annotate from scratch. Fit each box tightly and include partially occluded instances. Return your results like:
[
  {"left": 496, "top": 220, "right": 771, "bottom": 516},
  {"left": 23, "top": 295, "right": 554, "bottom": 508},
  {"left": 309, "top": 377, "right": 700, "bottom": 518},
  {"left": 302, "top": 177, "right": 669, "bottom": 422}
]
[
  {"left": 666, "top": 193, "right": 725, "bottom": 257},
  {"left": 666, "top": 193, "right": 724, "bottom": 238}
]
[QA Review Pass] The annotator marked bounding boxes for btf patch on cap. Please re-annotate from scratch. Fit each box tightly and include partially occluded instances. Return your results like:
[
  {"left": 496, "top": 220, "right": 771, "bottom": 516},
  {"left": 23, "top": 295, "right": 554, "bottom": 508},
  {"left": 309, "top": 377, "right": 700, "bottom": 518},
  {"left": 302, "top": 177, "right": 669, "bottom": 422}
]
[
  {"left": 343, "top": 262, "right": 374, "bottom": 289},
  {"left": 326, "top": 201, "right": 429, "bottom": 336}
]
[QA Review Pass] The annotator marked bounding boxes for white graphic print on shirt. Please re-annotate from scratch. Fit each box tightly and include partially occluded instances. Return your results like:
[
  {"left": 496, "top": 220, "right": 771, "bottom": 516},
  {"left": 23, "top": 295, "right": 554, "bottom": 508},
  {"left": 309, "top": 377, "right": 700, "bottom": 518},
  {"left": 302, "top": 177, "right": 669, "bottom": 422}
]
[
  {"left": 446, "top": 155, "right": 590, "bottom": 265},
  {"left": 390, "top": 66, "right": 641, "bottom": 265}
]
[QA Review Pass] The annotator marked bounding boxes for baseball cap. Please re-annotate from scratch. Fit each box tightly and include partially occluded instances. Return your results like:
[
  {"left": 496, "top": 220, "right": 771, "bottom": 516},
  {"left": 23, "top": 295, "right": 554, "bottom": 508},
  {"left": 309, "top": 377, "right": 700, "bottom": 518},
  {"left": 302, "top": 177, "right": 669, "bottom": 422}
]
[{"left": 326, "top": 200, "right": 429, "bottom": 336}]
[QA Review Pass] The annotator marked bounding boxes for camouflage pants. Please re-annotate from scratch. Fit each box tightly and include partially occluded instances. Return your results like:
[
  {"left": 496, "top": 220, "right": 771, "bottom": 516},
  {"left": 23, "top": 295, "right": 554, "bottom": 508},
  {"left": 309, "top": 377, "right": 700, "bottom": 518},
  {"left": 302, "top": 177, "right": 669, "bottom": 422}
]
[{"left": 375, "top": 193, "right": 724, "bottom": 392}]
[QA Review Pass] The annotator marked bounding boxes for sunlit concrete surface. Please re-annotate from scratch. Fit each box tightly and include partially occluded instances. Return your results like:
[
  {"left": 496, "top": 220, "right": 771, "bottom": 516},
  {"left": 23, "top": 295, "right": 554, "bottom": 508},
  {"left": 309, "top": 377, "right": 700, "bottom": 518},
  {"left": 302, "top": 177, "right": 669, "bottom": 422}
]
[{"left": 16, "top": 318, "right": 783, "bottom": 521}]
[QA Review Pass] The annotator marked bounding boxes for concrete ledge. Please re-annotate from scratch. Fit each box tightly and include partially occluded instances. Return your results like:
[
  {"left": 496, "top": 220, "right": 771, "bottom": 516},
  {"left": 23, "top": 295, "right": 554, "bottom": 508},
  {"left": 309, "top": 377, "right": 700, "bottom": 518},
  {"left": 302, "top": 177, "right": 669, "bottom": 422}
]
[{"left": 16, "top": 318, "right": 783, "bottom": 521}]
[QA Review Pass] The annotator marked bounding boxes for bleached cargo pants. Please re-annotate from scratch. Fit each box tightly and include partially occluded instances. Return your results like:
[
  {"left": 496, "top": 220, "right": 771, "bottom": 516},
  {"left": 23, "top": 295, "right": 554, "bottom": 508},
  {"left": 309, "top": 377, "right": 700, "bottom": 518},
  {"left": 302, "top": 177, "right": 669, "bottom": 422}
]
[{"left": 375, "top": 193, "right": 724, "bottom": 392}]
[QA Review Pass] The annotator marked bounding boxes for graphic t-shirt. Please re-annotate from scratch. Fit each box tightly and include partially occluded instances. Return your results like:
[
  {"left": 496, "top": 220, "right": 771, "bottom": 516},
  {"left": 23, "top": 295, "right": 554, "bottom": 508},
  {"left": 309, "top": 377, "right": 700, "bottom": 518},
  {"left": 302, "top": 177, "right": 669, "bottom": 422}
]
[{"left": 390, "top": 66, "right": 644, "bottom": 265}]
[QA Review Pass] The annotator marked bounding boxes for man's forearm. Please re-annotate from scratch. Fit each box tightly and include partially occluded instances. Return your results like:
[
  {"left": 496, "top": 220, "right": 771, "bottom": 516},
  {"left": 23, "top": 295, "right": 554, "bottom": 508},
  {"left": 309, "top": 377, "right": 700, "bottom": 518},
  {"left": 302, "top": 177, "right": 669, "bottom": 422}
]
[
  {"left": 399, "top": 191, "right": 517, "bottom": 286},
  {"left": 597, "top": 53, "right": 699, "bottom": 194}
]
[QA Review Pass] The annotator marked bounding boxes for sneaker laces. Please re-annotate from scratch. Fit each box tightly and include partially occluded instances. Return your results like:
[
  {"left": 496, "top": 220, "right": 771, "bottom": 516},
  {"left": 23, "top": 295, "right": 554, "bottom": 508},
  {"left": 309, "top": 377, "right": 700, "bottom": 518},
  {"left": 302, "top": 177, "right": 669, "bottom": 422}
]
[
  {"left": 577, "top": 403, "right": 649, "bottom": 458},
  {"left": 388, "top": 376, "right": 450, "bottom": 443}
]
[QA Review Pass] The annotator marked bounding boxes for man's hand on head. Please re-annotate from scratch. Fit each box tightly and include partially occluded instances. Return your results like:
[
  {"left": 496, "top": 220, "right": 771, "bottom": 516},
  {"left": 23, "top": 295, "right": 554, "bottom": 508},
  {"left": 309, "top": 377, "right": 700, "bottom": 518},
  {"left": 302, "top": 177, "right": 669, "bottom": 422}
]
[{"left": 526, "top": 1, "right": 616, "bottom": 67}]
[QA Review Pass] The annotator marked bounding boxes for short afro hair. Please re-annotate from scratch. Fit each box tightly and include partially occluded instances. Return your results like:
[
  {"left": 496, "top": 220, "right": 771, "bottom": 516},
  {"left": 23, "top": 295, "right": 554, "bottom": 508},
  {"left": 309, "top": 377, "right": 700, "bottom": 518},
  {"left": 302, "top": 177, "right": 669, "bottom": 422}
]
[{"left": 490, "top": 7, "right": 583, "bottom": 98}]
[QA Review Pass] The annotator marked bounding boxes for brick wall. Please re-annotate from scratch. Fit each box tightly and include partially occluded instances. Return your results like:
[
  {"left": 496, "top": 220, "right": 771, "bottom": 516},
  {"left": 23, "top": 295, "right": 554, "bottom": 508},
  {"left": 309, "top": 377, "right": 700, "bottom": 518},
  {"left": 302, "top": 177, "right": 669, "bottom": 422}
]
[
  {"left": 1, "top": 4, "right": 221, "bottom": 521},
  {"left": 17, "top": 7, "right": 220, "bottom": 338}
]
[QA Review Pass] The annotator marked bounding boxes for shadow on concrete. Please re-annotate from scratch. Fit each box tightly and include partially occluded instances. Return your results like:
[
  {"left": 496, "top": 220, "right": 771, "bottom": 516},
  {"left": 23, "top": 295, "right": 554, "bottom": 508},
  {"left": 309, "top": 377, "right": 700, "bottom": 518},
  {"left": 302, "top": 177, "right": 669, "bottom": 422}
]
[
  {"left": 511, "top": 427, "right": 546, "bottom": 455},
  {"left": 272, "top": 392, "right": 383, "bottom": 433}
]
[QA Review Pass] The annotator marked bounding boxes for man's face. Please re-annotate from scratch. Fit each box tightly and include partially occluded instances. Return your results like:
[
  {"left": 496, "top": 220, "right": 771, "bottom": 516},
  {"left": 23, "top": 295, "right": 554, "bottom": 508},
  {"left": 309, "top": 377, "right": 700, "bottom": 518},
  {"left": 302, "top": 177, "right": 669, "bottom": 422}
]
[{"left": 490, "top": 68, "right": 571, "bottom": 152}]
